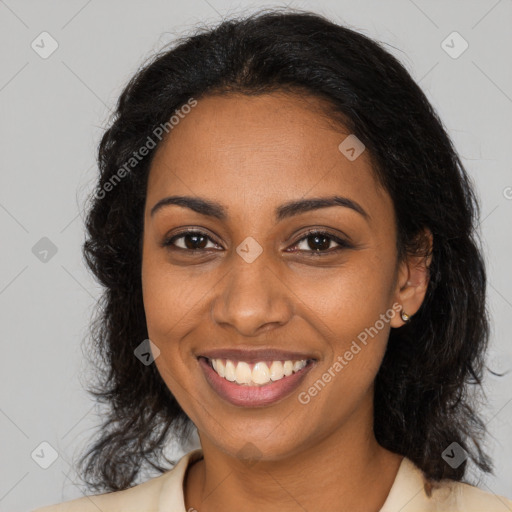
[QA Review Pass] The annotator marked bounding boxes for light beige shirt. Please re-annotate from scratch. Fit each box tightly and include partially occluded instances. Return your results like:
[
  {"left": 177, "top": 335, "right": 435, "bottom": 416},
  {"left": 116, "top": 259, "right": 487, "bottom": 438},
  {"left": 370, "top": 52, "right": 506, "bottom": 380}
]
[{"left": 33, "top": 448, "right": 512, "bottom": 512}]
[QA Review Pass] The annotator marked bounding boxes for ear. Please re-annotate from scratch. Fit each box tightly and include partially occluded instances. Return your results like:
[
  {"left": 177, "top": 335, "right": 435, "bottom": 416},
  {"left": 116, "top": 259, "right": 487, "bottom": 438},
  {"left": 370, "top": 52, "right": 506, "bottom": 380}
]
[{"left": 389, "top": 228, "right": 433, "bottom": 328}]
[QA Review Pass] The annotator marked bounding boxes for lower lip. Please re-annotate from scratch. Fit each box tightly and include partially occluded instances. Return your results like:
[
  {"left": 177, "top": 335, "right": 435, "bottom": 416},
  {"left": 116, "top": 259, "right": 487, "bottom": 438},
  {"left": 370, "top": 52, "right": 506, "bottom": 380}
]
[{"left": 198, "top": 357, "right": 315, "bottom": 408}]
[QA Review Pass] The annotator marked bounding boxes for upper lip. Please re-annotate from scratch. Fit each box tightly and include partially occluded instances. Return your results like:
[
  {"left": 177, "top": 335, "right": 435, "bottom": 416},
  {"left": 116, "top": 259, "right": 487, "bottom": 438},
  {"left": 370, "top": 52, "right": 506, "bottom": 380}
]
[{"left": 198, "top": 348, "right": 318, "bottom": 363}]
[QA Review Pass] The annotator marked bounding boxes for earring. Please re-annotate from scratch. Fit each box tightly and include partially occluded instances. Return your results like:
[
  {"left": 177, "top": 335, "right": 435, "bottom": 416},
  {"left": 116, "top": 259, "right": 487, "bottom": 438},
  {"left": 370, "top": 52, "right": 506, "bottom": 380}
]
[{"left": 400, "top": 309, "right": 410, "bottom": 322}]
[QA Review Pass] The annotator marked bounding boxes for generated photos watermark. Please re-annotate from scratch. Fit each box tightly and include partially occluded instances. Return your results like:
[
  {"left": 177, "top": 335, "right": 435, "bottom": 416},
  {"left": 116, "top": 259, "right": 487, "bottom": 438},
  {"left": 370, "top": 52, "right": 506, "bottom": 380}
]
[
  {"left": 298, "top": 302, "right": 402, "bottom": 405},
  {"left": 95, "top": 97, "right": 198, "bottom": 199}
]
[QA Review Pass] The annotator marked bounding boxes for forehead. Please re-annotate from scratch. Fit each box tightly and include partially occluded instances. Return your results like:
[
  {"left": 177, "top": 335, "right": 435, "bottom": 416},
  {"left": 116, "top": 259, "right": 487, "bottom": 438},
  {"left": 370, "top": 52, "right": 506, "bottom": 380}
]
[{"left": 146, "top": 92, "right": 391, "bottom": 220}]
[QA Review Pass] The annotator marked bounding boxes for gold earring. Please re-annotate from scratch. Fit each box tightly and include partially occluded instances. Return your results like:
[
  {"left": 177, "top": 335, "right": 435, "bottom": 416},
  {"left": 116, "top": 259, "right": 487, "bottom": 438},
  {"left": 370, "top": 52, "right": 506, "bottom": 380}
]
[{"left": 400, "top": 309, "right": 410, "bottom": 322}]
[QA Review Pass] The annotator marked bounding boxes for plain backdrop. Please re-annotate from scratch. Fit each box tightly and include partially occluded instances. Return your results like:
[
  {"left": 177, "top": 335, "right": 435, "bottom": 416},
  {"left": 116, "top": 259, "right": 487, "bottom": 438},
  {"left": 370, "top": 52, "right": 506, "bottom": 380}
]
[{"left": 1, "top": 0, "right": 511, "bottom": 510}]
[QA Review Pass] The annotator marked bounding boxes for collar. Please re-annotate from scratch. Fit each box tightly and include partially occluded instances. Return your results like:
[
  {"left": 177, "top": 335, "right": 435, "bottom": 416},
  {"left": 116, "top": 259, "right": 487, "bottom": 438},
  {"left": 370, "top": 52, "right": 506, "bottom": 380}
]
[{"left": 157, "top": 448, "right": 510, "bottom": 511}]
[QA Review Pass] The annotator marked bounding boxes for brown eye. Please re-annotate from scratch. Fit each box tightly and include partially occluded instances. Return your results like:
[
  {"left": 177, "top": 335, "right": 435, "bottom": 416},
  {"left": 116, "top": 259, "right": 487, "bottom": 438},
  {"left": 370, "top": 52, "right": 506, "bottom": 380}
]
[
  {"left": 302, "top": 233, "right": 332, "bottom": 251},
  {"left": 163, "top": 230, "right": 219, "bottom": 251},
  {"left": 289, "top": 230, "right": 353, "bottom": 255}
]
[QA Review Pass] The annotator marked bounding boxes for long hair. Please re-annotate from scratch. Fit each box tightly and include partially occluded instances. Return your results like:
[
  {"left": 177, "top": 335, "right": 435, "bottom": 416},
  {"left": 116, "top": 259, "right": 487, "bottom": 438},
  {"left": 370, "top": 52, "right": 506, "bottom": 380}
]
[{"left": 78, "top": 7, "right": 492, "bottom": 492}]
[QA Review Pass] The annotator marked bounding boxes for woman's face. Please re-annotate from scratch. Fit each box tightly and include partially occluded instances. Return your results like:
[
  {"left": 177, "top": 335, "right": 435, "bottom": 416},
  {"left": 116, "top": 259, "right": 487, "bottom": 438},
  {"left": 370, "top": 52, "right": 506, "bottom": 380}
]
[{"left": 141, "top": 92, "right": 409, "bottom": 461}]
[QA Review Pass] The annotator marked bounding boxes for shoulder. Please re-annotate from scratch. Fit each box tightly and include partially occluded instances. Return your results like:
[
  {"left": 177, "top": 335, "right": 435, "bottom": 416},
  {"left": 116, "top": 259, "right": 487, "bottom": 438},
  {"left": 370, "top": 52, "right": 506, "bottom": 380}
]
[
  {"left": 31, "top": 449, "right": 203, "bottom": 512},
  {"left": 381, "top": 456, "right": 512, "bottom": 512},
  {"left": 444, "top": 479, "right": 512, "bottom": 511}
]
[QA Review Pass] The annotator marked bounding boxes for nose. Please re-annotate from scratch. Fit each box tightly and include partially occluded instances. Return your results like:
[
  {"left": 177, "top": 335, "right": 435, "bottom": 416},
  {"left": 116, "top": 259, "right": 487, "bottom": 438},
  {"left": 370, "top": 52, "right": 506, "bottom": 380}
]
[{"left": 210, "top": 252, "right": 294, "bottom": 337}]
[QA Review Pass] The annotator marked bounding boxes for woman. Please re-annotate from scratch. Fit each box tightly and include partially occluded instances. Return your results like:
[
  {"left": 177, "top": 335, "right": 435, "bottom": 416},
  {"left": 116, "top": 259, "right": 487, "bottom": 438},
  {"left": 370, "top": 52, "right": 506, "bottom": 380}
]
[{"left": 34, "top": 8, "right": 512, "bottom": 512}]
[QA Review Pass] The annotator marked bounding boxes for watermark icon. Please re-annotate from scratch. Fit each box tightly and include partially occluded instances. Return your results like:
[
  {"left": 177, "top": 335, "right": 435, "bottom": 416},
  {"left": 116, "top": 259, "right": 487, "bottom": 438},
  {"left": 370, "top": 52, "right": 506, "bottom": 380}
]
[
  {"left": 237, "top": 441, "right": 263, "bottom": 468},
  {"left": 297, "top": 302, "right": 402, "bottom": 404},
  {"left": 31, "top": 441, "right": 59, "bottom": 469},
  {"left": 134, "top": 339, "right": 161, "bottom": 365},
  {"left": 31, "top": 31, "right": 59, "bottom": 59},
  {"left": 32, "top": 237, "right": 58, "bottom": 263},
  {"left": 95, "top": 97, "right": 198, "bottom": 199},
  {"left": 441, "top": 31, "right": 469, "bottom": 60},
  {"left": 441, "top": 441, "right": 468, "bottom": 468},
  {"left": 338, "top": 134, "right": 365, "bottom": 161},
  {"left": 236, "top": 236, "right": 263, "bottom": 263},
  {"left": 503, "top": 186, "right": 512, "bottom": 200}
]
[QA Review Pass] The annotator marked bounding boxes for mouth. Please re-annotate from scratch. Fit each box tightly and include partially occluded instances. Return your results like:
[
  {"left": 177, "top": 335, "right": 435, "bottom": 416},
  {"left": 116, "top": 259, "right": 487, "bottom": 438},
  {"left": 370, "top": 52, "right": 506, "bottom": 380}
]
[
  {"left": 199, "top": 356, "right": 314, "bottom": 386},
  {"left": 197, "top": 354, "right": 317, "bottom": 407}
]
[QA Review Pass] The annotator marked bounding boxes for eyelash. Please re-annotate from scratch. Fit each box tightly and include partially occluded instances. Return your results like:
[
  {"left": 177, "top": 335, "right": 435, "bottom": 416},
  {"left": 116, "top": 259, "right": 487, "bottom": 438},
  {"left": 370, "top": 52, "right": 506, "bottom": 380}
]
[{"left": 162, "top": 228, "right": 353, "bottom": 256}]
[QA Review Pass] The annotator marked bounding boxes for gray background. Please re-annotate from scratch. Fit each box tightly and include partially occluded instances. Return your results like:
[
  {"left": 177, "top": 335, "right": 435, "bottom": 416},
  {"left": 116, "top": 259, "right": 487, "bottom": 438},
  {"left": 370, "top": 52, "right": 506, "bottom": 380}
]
[{"left": 1, "top": 0, "right": 511, "bottom": 510}]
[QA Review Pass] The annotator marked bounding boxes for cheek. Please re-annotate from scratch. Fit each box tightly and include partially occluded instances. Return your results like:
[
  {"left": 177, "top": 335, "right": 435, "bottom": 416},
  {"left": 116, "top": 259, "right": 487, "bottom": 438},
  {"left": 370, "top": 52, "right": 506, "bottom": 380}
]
[
  {"left": 295, "top": 254, "right": 396, "bottom": 337},
  {"left": 141, "top": 254, "right": 202, "bottom": 410},
  {"left": 140, "top": 249, "right": 218, "bottom": 410},
  {"left": 141, "top": 247, "right": 204, "bottom": 341},
  {"left": 292, "top": 253, "right": 397, "bottom": 387}
]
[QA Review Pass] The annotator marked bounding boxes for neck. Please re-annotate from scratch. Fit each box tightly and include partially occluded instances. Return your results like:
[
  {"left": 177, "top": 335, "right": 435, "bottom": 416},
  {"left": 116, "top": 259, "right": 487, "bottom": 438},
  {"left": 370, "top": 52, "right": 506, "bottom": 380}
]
[{"left": 184, "top": 402, "right": 403, "bottom": 512}]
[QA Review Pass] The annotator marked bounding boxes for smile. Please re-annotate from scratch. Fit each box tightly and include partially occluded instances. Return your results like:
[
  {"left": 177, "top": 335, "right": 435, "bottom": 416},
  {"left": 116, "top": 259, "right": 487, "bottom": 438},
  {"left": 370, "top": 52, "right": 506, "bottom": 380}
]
[
  {"left": 207, "top": 358, "right": 310, "bottom": 386},
  {"left": 198, "top": 356, "right": 316, "bottom": 407}
]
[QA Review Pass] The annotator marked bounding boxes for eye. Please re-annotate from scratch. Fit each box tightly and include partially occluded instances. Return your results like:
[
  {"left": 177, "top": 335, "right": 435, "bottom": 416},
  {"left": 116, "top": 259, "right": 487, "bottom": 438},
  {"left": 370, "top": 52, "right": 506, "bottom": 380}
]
[
  {"left": 162, "top": 229, "right": 221, "bottom": 251},
  {"left": 287, "top": 230, "right": 353, "bottom": 256},
  {"left": 162, "top": 228, "right": 353, "bottom": 255}
]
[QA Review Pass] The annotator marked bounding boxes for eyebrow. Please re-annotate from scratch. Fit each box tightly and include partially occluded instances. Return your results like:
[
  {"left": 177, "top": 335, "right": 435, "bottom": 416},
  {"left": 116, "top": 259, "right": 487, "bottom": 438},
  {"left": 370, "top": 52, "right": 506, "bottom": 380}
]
[{"left": 150, "top": 195, "right": 369, "bottom": 222}]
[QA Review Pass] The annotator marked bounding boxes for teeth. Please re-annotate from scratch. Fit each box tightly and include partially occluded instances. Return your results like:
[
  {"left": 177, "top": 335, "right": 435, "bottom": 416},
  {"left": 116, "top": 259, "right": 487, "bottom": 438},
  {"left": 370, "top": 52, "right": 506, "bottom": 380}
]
[
  {"left": 208, "top": 358, "right": 309, "bottom": 386},
  {"left": 269, "top": 361, "right": 284, "bottom": 380},
  {"left": 235, "top": 362, "right": 252, "bottom": 384},
  {"left": 225, "top": 360, "right": 236, "bottom": 382},
  {"left": 252, "top": 362, "right": 270, "bottom": 384},
  {"left": 283, "top": 360, "right": 294, "bottom": 376}
]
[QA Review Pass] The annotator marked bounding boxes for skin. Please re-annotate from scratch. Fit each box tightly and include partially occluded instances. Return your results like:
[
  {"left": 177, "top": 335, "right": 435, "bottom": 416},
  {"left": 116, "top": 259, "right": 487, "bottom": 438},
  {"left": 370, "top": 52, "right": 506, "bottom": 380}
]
[{"left": 141, "top": 92, "right": 431, "bottom": 512}]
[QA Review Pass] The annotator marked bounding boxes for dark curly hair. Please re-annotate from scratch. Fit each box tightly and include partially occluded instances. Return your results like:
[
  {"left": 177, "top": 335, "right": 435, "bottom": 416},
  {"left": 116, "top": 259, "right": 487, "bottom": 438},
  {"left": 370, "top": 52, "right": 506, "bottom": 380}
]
[{"left": 78, "top": 7, "right": 493, "bottom": 493}]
